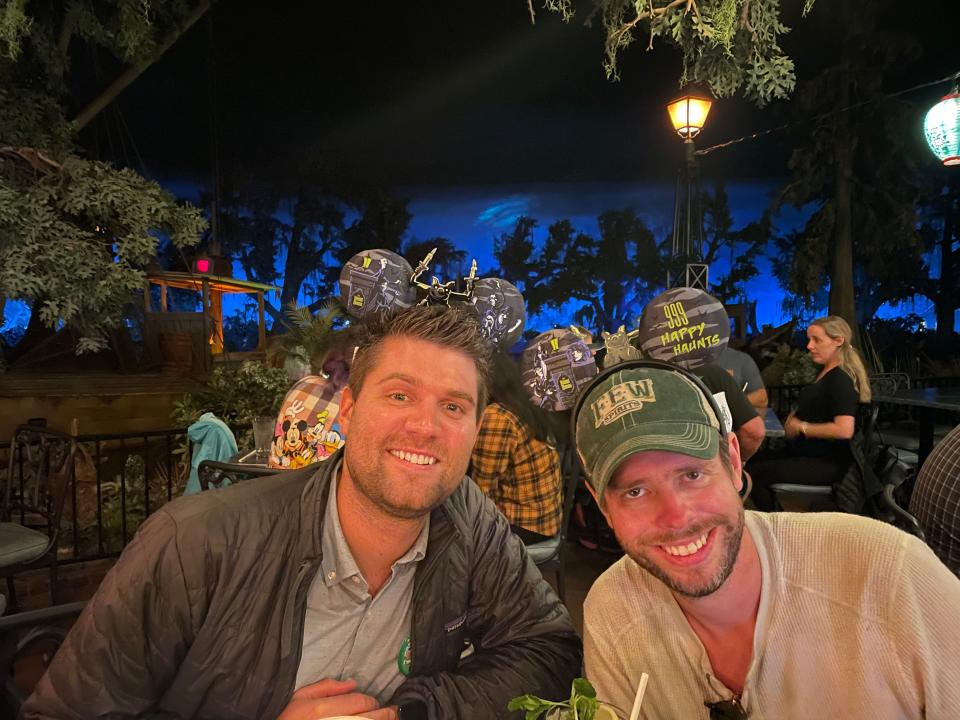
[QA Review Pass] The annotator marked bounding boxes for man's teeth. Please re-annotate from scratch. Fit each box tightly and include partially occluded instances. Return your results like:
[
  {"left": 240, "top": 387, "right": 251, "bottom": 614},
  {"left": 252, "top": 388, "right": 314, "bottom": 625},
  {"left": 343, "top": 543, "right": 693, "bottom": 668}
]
[
  {"left": 390, "top": 450, "right": 437, "bottom": 465},
  {"left": 661, "top": 532, "right": 709, "bottom": 557}
]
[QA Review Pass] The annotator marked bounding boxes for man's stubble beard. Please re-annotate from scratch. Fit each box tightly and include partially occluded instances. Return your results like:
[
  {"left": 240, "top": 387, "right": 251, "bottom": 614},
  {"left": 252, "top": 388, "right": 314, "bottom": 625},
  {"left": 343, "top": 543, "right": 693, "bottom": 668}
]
[
  {"left": 618, "top": 505, "right": 745, "bottom": 599},
  {"left": 344, "top": 448, "right": 461, "bottom": 521}
]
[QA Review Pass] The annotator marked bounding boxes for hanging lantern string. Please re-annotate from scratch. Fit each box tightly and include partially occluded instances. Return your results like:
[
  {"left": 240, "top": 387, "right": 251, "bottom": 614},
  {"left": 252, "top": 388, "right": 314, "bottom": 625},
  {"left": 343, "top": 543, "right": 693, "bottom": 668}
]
[{"left": 694, "top": 69, "right": 960, "bottom": 157}]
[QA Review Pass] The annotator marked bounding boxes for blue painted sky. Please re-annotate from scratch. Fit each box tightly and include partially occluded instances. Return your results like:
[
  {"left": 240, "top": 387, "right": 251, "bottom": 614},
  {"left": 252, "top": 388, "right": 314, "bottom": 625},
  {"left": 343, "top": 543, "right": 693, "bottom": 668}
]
[{"left": 1, "top": 180, "right": 944, "bottom": 338}]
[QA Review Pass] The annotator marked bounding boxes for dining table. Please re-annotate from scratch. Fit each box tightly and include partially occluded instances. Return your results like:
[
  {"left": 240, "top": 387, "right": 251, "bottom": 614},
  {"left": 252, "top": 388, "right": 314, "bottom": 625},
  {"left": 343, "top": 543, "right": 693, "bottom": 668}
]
[
  {"left": 873, "top": 386, "right": 960, "bottom": 467},
  {"left": 762, "top": 406, "right": 785, "bottom": 438}
]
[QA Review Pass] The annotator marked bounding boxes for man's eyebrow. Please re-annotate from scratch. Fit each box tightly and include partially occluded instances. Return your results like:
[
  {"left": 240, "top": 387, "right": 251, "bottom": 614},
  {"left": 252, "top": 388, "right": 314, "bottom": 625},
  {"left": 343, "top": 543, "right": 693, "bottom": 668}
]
[
  {"left": 376, "top": 372, "right": 421, "bottom": 386},
  {"left": 376, "top": 372, "right": 476, "bottom": 407}
]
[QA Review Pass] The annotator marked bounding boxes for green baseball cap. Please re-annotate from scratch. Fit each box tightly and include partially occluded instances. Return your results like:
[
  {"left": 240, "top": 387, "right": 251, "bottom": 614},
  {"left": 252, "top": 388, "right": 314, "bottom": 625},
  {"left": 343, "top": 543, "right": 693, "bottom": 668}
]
[{"left": 574, "top": 365, "right": 722, "bottom": 499}]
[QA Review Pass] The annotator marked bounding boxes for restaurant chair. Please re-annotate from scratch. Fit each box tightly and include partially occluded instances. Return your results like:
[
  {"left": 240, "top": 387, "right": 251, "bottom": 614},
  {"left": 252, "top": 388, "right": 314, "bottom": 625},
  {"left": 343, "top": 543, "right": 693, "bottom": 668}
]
[
  {"left": 197, "top": 459, "right": 279, "bottom": 491},
  {"left": 0, "top": 599, "right": 85, "bottom": 716},
  {"left": 0, "top": 426, "right": 77, "bottom": 612},
  {"left": 870, "top": 372, "right": 919, "bottom": 457},
  {"left": 770, "top": 404, "right": 880, "bottom": 514},
  {"left": 524, "top": 446, "right": 582, "bottom": 603},
  {"left": 873, "top": 447, "right": 925, "bottom": 541}
]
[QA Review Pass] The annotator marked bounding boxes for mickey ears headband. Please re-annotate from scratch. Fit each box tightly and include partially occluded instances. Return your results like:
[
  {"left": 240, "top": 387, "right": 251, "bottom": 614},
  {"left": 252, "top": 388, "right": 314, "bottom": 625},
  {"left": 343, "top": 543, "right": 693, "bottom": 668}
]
[
  {"left": 518, "top": 286, "right": 731, "bottom": 412},
  {"left": 338, "top": 248, "right": 527, "bottom": 349}
]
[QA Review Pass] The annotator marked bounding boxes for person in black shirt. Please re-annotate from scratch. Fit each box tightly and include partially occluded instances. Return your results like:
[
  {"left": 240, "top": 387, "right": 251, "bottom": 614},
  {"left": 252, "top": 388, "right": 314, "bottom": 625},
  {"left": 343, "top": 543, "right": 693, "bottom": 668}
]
[
  {"left": 696, "top": 362, "right": 765, "bottom": 461},
  {"left": 749, "top": 316, "right": 871, "bottom": 510}
]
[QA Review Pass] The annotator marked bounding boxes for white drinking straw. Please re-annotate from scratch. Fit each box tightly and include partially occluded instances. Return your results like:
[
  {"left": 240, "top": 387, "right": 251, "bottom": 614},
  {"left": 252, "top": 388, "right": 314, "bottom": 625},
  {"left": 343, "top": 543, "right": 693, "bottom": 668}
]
[{"left": 627, "top": 672, "right": 649, "bottom": 720}]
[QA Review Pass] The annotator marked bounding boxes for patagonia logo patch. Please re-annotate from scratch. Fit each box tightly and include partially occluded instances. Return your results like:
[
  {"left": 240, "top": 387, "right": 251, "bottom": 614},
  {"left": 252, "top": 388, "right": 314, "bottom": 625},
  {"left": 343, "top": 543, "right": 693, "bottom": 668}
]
[
  {"left": 592, "top": 378, "right": 656, "bottom": 427},
  {"left": 444, "top": 613, "right": 467, "bottom": 633}
]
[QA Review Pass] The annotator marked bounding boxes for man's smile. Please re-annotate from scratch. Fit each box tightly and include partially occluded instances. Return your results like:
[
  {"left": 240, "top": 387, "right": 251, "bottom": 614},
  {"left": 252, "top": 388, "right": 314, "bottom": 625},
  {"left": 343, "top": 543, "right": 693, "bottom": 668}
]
[
  {"left": 388, "top": 448, "right": 439, "bottom": 466},
  {"left": 654, "top": 527, "right": 717, "bottom": 564}
]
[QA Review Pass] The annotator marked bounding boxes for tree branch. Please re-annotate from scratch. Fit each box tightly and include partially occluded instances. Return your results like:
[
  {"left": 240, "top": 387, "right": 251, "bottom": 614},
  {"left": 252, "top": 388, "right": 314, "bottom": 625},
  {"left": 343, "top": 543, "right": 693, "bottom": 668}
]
[
  {"left": 608, "top": 0, "right": 688, "bottom": 55},
  {"left": 72, "top": 0, "right": 211, "bottom": 130},
  {"left": 0, "top": 146, "right": 63, "bottom": 174},
  {"left": 738, "top": 0, "right": 757, "bottom": 41},
  {"left": 57, "top": 17, "right": 72, "bottom": 61}
]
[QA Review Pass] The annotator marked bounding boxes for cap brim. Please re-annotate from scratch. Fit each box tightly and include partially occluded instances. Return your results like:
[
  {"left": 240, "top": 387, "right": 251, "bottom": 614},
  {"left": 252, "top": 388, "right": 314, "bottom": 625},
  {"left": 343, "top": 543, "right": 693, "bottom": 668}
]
[{"left": 592, "top": 421, "right": 719, "bottom": 499}]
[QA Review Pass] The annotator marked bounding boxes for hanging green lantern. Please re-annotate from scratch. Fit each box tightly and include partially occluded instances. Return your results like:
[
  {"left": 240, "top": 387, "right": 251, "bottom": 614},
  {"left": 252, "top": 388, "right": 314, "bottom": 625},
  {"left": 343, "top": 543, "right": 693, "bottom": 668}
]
[{"left": 924, "top": 92, "right": 960, "bottom": 166}]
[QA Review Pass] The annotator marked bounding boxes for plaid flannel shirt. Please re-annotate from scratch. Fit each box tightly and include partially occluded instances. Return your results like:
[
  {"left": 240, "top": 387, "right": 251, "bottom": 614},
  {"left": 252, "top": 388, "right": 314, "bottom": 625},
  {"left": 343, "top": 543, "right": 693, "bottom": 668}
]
[
  {"left": 910, "top": 423, "right": 960, "bottom": 576},
  {"left": 470, "top": 403, "right": 562, "bottom": 537}
]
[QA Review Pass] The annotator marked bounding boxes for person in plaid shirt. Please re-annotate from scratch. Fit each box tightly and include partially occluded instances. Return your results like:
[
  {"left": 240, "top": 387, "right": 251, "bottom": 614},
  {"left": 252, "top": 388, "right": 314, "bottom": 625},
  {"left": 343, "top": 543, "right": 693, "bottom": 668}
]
[
  {"left": 470, "top": 353, "right": 563, "bottom": 542},
  {"left": 910, "top": 423, "right": 960, "bottom": 576}
]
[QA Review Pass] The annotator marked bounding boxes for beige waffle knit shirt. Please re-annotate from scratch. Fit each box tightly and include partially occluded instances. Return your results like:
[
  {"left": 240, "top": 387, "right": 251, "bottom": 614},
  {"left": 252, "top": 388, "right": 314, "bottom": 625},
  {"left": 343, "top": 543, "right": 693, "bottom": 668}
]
[{"left": 584, "top": 511, "right": 960, "bottom": 719}]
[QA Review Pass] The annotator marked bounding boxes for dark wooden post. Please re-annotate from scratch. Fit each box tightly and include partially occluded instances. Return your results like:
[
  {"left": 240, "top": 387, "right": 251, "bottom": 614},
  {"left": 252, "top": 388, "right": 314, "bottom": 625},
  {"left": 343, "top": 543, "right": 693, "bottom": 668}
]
[{"left": 257, "top": 291, "right": 266, "bottom": 351}]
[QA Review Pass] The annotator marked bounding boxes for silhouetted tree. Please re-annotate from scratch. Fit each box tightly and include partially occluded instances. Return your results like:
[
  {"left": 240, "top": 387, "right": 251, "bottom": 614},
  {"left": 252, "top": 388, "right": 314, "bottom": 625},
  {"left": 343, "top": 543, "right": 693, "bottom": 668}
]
[{"left": 773, "top": 2, "right": 927, "bottom": 328}]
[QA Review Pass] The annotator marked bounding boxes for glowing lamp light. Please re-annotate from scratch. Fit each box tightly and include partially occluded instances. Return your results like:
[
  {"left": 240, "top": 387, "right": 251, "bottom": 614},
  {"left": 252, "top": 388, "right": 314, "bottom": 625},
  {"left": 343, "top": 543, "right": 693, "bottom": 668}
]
[
  {"left": 924, "top": 92, "right": 960, "bottom": 166},
  {"left": 194, "top": 257, "right": 212, "bottom": 274},
  {"left": 667, "top": 93, "right": 713, "bottom": 140}
]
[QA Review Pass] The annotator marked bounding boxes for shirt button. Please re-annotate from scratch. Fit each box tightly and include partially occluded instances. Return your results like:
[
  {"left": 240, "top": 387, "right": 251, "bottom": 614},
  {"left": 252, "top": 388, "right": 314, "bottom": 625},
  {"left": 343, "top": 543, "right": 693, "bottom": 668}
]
[
  {"left": 352, "top": 577, "right": 360, "bottom": 584},
  {"left": 327, "top": 570, "right": 336, "bottom": 580}
]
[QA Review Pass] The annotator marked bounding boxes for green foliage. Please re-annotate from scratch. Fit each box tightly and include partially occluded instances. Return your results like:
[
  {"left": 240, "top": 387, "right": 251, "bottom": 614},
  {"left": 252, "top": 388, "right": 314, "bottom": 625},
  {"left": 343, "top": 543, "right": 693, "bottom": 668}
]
[
  {"left": 772, "top": 10, "right": 927, "bottom": 325},
  {"left": 540, "top": 0, "right": 816, "bottom": 105},
  {"left": 172, "top": 361, "right": 291, "bottom": 448},
  {"left": 761, "top": 345, "right": 817, "bottom": 386},
  {"left": 0, "top": 2, "right": 206, "bottom": 354},
  {"left": 268, "top": 299, "right": 346, "bottom": 374},
  {"left": 0, "top": 154, "right": 205, "bottom": 351},
  {"left": 508, "top": 677, "right": 598, "bottom": 720},
  {"left": 0, "top": 0, "right": 31, "bottom": 61}
]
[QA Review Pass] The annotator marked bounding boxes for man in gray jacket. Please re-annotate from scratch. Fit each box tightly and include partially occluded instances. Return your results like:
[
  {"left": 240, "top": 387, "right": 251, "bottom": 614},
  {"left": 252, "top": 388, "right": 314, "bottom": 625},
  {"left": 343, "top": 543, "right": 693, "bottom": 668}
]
[{"left": 24, "top": 306, "right": 581, "bottom": 720}]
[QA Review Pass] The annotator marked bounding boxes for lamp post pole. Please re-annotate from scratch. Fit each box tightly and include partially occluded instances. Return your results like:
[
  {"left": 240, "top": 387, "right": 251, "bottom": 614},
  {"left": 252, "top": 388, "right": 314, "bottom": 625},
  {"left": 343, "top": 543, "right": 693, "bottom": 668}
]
[{"left": 666, "top": 91, "right": 713, "bottom": 290}]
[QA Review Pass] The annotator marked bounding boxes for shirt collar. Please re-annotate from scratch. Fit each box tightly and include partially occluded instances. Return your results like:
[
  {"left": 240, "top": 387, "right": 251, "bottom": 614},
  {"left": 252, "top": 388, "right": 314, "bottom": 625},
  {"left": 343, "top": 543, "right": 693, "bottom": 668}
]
[{"left": 320, "top": 461, "right": 430, "bottom": 588}]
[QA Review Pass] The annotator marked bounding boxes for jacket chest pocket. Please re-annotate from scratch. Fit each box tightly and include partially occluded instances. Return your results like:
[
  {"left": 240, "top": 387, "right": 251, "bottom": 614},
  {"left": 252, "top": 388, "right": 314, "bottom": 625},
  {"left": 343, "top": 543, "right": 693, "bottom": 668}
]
[{"left": 442, "top": 610, "right": 472, "bottom": 666}]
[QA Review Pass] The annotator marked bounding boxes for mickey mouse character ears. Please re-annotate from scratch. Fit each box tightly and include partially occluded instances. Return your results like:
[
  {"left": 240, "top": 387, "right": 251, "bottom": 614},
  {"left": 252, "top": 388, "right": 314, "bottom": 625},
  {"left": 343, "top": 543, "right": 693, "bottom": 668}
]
[
  {"left": 636, "top": 287, "right": 730, "bottom": 370},
  {"left": 339, "top": 249, "right": 416, "bottom": 319},
  {"left": 339, "top": 247, "right": 527, "bottom": 351},
  {"left": 521, "top": 328, "right": 598, "bottom": 411},
  {"left": 465, "top": 278, "right": 526, "bottom": 349}
]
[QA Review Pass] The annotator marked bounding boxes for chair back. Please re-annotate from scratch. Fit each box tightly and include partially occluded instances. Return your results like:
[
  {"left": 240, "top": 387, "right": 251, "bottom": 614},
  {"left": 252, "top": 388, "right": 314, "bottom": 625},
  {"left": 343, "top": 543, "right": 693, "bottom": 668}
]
[
  {"left": 557, "top": 445, "right": 583, "bottom": 545},
  {"left": 869, "top": 372, "right": 911, "bottom": 395},
  {"left": 3, "top": 426, "right": 77, "bottom": 545},
  {"left": 834, "top": 404, "right": 882, "bottom": 513},
  {"left": 197, "top": 460, "right": 279, "bottom": 491}
]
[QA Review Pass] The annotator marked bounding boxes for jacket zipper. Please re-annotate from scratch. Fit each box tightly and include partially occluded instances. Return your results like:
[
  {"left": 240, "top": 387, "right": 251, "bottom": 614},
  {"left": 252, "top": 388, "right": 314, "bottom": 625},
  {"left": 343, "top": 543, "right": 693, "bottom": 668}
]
[
  {"left": 407, "top": 527, "right": 457, "bottom": 675},
  {"left": 280, "top": 558, "right": 321, "bottom": 699}
]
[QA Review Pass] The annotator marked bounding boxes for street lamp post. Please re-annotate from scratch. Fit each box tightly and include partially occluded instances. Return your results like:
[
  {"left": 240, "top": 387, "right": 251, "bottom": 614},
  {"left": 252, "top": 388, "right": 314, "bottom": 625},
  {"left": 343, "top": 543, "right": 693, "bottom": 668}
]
[{"left": 666, "top": 91, "right": 713, "bottom": 289}]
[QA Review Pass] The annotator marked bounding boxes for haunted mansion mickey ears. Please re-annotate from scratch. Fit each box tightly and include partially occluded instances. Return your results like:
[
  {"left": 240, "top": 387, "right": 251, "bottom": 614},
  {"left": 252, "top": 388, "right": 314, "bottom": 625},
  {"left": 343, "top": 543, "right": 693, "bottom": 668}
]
[
  {"left": 338, "top": 247, "right": 527, "bottom": 350},
  {"left": 339, "top": 249, "right": 417, "bottom": 318},
  {"left": 521, "top": 328, "right": 598, "bottom": 411},
  {"left": 636, "top": 287, "right": 730, "bottom": 371}
]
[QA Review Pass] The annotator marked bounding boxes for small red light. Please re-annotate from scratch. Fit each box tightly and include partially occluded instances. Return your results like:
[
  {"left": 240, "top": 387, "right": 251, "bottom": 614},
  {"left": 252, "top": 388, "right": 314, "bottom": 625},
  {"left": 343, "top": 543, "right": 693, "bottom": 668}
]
[{"left": 196, "top": 258, "right": 211, "bottom": 273}]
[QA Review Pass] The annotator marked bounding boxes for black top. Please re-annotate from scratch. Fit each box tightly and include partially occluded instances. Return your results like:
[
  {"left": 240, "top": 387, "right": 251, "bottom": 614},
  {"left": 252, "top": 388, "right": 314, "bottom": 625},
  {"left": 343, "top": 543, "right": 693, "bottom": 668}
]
[
  {"left": 696, "top": 363, "right": 759, "bottom": 433},
  {"left": 793, "top": 366, "right": 859, "bottom": 461}
]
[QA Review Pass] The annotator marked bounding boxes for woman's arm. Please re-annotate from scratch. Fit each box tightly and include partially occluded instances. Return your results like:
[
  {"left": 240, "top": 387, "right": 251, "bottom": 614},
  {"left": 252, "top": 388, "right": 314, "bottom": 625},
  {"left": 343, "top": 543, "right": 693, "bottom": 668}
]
[{"left": 784, "top": 412, "right": 855, "bottom": 440}]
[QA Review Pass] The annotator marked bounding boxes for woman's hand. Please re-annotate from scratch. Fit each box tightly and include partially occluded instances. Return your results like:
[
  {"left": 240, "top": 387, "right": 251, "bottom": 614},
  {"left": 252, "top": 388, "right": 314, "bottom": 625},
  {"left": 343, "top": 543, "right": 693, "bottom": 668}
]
[{"left": 784, "top": 412, "right": 803, "bottom": 440}]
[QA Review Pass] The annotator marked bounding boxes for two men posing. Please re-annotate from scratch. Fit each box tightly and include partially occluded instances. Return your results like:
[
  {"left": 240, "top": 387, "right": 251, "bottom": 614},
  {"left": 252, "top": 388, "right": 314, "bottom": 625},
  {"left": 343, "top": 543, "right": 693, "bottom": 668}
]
[{"left": 24, "top": 306, "right": 960, "bottom": 718}]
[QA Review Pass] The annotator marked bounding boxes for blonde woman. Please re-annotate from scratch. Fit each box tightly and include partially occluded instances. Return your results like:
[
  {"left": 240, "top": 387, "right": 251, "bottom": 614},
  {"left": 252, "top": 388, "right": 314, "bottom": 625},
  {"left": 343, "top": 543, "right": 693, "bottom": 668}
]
[{"left": 750, "top": 316, "right": 871, "bottom": 510}]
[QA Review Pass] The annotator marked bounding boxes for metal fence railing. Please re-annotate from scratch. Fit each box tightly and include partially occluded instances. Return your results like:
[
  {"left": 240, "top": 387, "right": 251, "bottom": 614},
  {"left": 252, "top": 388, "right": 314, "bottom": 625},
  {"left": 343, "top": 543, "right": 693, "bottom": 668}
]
[
  {"left": 1, "top": 429, "right": 192, "bottom": 564},
  {"left": 765, "top": 384, "right": 804, "bottom": 418}
]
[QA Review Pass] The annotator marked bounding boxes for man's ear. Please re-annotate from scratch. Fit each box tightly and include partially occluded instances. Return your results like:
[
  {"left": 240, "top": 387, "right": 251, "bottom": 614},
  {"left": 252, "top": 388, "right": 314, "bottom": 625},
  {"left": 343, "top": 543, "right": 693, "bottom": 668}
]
[
  {"left": 585, "top": 480, "right": 613, "bottom": 527},
  {"left": 338, "top": 385, "right": 355, "bottom": 437},
  {"left": 726, "top": 431, "right": 744, "bottom": 493}
]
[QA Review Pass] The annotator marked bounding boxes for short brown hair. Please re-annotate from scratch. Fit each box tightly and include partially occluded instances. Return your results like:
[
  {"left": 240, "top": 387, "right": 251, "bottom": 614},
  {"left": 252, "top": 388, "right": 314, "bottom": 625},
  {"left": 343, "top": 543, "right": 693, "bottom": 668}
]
[{"left": 348, "top": 305, "right": 493, "bottom": 417}]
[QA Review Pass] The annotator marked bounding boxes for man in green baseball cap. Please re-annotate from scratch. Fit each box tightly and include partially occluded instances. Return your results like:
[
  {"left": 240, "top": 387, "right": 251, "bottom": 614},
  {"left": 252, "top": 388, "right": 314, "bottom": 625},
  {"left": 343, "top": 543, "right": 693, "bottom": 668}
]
[{"left": 577, "top": 362, "right": 960, "bottom": 720}]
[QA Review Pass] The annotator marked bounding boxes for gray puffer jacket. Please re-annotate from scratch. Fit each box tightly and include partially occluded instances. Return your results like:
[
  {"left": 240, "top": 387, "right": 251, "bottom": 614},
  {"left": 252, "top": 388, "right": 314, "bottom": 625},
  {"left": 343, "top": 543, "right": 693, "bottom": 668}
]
[{"left": 22, "top": 451, "right": 582, "bottom": 719}]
